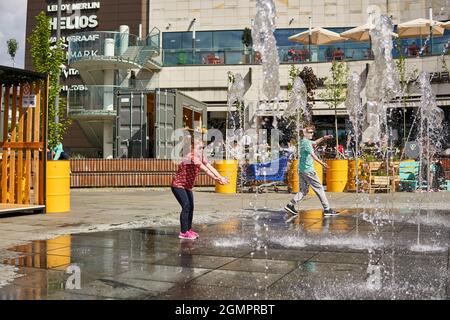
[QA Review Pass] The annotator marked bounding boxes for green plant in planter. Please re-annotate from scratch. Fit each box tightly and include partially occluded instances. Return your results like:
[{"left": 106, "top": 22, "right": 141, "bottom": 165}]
[
  {"left": 363, "top": 153, "right": 377, "bottom": 163},
  {"left": 242, "top": 27, "right": 253, "bottom": 63},
  {"left": 28, "top": 11, "right": 72, "bottom": 151}
]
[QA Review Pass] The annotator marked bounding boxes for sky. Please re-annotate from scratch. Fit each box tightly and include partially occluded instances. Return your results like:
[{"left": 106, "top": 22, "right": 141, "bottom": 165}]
[{"left": 0, "top": 0, "right": 27, "bottom": 68}]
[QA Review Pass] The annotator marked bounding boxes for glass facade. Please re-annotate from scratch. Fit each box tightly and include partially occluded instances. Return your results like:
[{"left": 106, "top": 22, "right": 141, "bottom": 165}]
[{"left": 162, "top": 28, "right": 450, "bottom": 66}]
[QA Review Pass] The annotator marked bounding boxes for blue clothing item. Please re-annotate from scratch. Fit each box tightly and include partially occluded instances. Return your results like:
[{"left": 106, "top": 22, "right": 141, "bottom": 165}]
[
  {"left": 171, "top": 186, "right": 194, "bottom": 233},
  {"left": 298, "top": 139, "right": 314, "bottom": 173},
  {"left": 53, "top": 143, "right": 64, "bottom": 160}
]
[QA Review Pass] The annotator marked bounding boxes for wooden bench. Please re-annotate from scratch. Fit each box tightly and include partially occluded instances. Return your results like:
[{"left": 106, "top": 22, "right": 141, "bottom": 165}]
[{"left": 367, "top": 161, "right": 397, "bottom": 193}]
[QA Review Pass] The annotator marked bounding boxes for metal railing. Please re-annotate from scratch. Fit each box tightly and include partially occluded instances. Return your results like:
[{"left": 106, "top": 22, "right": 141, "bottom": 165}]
[
  {"left": 161, "top": 35, "right": 450, "bottom": 66},
  {"left": 68, "top": 85, "right": 118, "bottom": 113},
  {"left": 67, "top": 30, "right": 162, "bottom": 69}
]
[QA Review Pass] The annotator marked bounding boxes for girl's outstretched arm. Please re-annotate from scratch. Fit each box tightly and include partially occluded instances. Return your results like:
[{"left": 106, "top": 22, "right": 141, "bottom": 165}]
[{"left": 199, "top": 163, "right": 228, "bottom": 184}]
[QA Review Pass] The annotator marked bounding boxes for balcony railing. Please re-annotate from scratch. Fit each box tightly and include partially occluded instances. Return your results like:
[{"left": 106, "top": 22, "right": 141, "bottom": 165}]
[
  {"left": 68, "top": 79, "right": 161, "bottom": 115},
  {"left": 161, "top": 35, "right": 450, "bottom": 66},
  {"left": 68, "top": 85, "right": 118, "bottom": 115},
  {"left": 68, "top": 30, "right": 162, "bottom": 69}
]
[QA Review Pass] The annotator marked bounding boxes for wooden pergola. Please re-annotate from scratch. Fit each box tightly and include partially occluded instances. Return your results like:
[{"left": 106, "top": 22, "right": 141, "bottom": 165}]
[{"left": 0, "top": 65, "right": 48, "bottom": 215}]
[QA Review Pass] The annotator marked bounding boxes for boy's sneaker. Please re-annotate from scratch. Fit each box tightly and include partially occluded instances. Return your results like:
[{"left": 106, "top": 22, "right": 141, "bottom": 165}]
[
  {"left": 284, "top": 203, "right": 297, "bottom": 215},
  {"left": 323, "top": 209, "right": 339, "bottom": 216},
  {"left": 179, "top": 232, "right": 197, "bottom": 240},
  {"left": 188, "top": 230, "right": 199, "bottom": 238}
]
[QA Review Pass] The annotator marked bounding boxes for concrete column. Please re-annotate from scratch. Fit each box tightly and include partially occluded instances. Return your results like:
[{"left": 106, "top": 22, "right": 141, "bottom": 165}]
[
  {"left": 103, "top": 122, "right": 114, "bottom": 159},
  {"left": 104, "top": 38, "right": 115, "bottom": 57},
  {"left": 103, "top": 69, "right": 114, "bottom": 111},
  {"left": 119, "top": 25, "right": 129, "bottom": 56},
  {"left": 103, "top": 38, "right": 116, "bottom": 159}
]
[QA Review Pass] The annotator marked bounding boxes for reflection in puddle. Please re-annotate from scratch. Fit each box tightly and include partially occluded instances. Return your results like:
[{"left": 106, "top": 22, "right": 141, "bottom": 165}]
[
  {"left": 0, "top": 264, "right": 24, "bottom": 289},
  {"left": 3, "top": 235, "right": 71, "bottom": 269},
  {"left": 214, "top": 238, "right": 249, "bottom": 248},
  {"left": 409, "top": 244, "right": 447, "bottom": 252}
]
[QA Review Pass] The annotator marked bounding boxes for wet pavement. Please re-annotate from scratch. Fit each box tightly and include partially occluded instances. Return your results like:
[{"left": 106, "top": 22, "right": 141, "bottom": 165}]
[{"left": 0, "top": 207, "right": 449, "bottom": 300}]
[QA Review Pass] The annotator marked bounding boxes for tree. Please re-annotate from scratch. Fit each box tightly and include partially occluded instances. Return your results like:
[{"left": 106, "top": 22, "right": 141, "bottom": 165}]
[
  {"left": 27, "top": 11, "right": 71, "bottom": 150},
  {"left": 319, "top": 60, "right": 348, "bottom": 158},
  {"left": 242, "top": 27, "right": 253, "bottom": 64},
  {"left": 395, "top": 38, "right": 418, "bottom": 149},
  {"left": 7, "top": 39, "right": 18, "bottom": 67},
  {"left": 285, "top": 65, "right": 318, "bottom": 144},
  {"left": 299, "top": 66, "right": 318, "bottom": 114},
  {"left": 242, "top": 27, "right": 253, "bottom": 48}
]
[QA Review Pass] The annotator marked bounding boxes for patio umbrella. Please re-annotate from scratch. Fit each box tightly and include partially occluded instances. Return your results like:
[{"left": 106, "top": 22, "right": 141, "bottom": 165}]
[
  {"left": 341, "top": 23, "right": 399, "bottom": 41},
  {"left": 397, "top": 18, "right": 445, "bottom": 38},
  {"left": 341, "top": 23, "right": 398, "bottom": 59},
  {"left": 288, "top": 27, "right": 347, "bottom": 45}
]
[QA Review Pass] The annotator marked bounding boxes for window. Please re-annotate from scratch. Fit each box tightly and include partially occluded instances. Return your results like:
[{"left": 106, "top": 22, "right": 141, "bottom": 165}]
[
  {"left": 163, "top": 32, "right": 182, "bottom": 49},
  {"left": 213, "top": 30, "right": 243, "bottom": 50}
]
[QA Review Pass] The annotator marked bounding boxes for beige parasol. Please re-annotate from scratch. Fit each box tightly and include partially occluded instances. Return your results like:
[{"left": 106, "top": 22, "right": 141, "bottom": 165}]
[
  {"left": 341, "top": 23, "right": 398, "bottom": 41},
  {"left": 397, "top": 18, "right": 445, "bottom": 38},
  {"left": 288, "top": 27, "right": 347, "bottom": 45}
]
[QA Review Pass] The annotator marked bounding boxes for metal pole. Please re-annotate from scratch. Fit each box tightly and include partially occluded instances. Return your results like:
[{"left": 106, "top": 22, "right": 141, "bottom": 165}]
[
  {"left": 429, "top": 7, "right": 433, "bottom": 55},
  {"left": 368, "top": 12, "right": 373, "bottom": 59},
  {"left": 309, "top": 17, "right": 312, "bottom": 62},
  {"left": 140, "top": 92, "right": 144, "bottom": 158},
  {"left": 427, "top": 128, "right": 430, "bottom": 192},
  {"left": 355, "top": 121, "right": 359, "bottom": 194},
  {"left": 192, "top": 20, "right": 196, "bottom": 64}
]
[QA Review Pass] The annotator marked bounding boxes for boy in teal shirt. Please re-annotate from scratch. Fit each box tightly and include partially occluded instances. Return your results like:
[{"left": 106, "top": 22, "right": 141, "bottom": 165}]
[{"left": 285, "top": 125, "right": 337, "bottom": 216}]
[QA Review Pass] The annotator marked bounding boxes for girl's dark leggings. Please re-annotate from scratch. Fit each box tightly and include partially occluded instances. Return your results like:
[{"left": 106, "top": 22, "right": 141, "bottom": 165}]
[{"left": 171, "top": 187, "right": 194, "bottom": 233}]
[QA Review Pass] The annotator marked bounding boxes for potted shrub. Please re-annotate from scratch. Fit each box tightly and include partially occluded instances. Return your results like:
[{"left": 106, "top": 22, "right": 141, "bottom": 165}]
[{"left": 242, "top": 27, "right": 252, "bottom": 64}]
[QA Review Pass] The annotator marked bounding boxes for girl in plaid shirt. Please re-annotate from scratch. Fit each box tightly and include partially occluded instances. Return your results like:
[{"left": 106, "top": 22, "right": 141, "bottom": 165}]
[{"left": 171, "top": 130, "right": 228, "bottom": 240}]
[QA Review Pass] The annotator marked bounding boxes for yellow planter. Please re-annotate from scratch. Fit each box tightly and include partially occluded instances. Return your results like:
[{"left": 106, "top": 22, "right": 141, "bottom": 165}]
[
  {"left": 46, "top": 160, "right": 71, "bottom": 213},
  {"left": 289, "top": 160, "right": 299, "bottom": 193},
  {"left": 326, "top": 159, "right": 349, "bottom": 192},
  {"left": 347, "top": 159, "right": 363, "bottom": 191},
  {"left": 214, "top": 160, "right": 238, "bottom": 194}
]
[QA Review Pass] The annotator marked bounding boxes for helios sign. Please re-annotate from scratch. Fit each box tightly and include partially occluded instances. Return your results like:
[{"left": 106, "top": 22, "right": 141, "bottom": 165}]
[{"left": 47, "top": 2, "right": 100, "bottom": 30}]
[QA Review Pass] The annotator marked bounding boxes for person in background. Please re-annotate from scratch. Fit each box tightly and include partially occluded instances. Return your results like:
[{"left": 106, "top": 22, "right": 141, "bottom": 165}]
[
  {"left": 408, "top": 41, "right": 418, "bottom": 56},
  {"left": 333, "top": 47, "right": 344, "bottom": 60},
  {"left": 337, "top": 143, "right": 345, "bottom": 159},
  {"left": 52, "top": 142, "right": 70, "bottom": 160}
]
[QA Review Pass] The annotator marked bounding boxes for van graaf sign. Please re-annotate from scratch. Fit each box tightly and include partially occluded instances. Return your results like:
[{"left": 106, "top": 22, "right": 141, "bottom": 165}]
[
  {"left": 46, "top": 1, "right": 101, "bottom": 91},
  {"left": 67, "top": 33, "right": 101, "bottom": 61}
]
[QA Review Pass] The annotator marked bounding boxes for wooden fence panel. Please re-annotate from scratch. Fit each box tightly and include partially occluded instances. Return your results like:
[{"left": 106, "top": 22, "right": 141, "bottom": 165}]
[
  {"left": 69, "top": 159, "right": 214, "bottom": 188},
  {"left": 1, "top": 85, "right": 10, "bottom": 202},
  {"left": 1, "top": 70, "right": 48, "bottom": 208}
]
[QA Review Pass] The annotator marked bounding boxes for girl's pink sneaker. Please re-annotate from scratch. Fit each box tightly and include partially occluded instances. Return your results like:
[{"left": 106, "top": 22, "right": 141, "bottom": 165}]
[
  {"left": 179, "top": 232, "right": 196, "bottom": 240},
  {"left": 188, "top": 230, "right": 199, "bottom": 238}
]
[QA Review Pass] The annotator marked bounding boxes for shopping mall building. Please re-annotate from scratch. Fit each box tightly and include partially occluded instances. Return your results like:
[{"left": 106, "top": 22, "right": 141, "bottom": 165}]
[{"left": 25, "top": 0, "right": 450, "bottom": 158}]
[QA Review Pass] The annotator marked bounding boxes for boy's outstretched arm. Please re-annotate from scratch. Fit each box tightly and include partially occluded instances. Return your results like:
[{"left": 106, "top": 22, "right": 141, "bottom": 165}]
[{"left": 314, "top": 135, "right": 333, "bottom": 146}]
